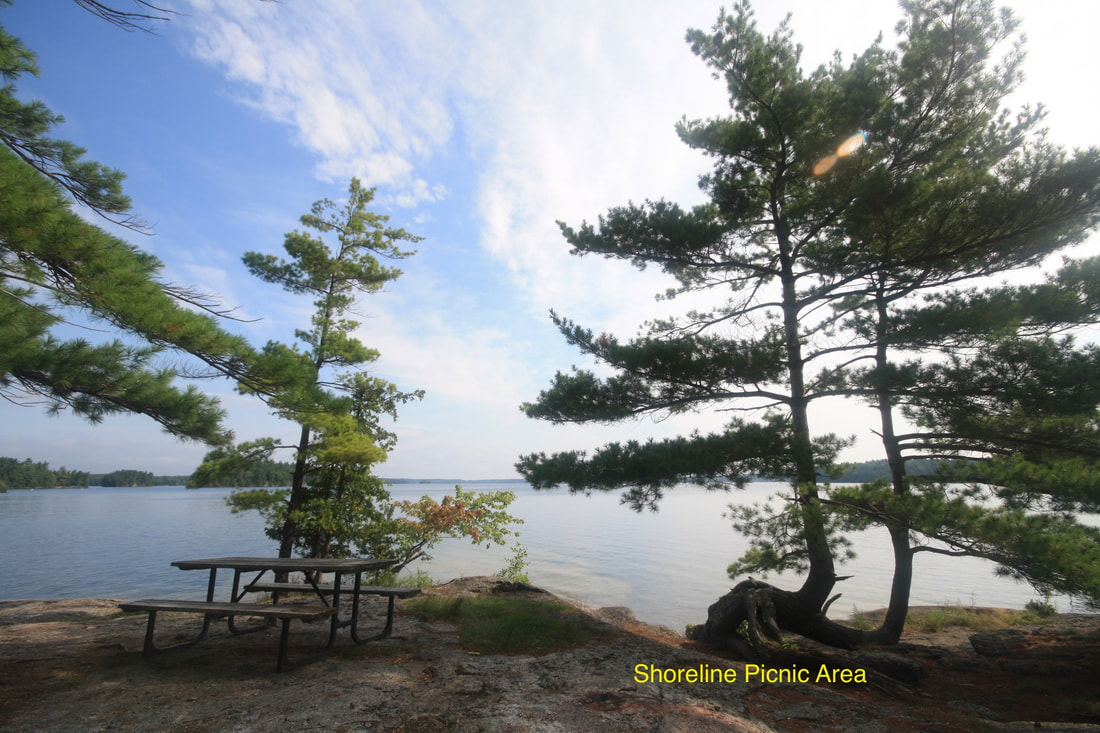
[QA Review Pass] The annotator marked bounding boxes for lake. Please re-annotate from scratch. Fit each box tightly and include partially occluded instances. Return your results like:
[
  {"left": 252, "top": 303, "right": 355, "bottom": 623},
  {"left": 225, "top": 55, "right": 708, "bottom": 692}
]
[{"left": 0, "top": 482, "right": 1085, "bottom": 631}]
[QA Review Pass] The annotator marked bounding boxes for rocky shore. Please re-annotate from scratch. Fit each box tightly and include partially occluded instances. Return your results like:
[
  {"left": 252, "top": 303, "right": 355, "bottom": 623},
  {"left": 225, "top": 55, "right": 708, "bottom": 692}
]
[{"left": 1, "top": 578, "right": 1098, "bottom": 732}]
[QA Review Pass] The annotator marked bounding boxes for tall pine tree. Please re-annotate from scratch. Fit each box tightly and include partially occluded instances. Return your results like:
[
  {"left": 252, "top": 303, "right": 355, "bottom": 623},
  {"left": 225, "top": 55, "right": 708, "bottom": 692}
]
[
  {"left": 196, "top": 179, "right": 424, "bottom": 559},
  {"left": 518, "top": 0, "right": 1100, "bottom": 651}
]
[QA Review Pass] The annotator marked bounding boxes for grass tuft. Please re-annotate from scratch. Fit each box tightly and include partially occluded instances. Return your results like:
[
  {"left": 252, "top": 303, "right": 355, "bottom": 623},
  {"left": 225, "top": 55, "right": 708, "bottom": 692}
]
[
  {"left": 404, "top": 595, "right": 619, "bottom": 654},
  {"left": 845, "top": 600, "right": 1058, "bottom": 634},
  {"left": 373, "top": 569, "right": 436, "bottom": 588},
  {"left": 905, "top": 604, "right": 1053, "bottom": 633}
]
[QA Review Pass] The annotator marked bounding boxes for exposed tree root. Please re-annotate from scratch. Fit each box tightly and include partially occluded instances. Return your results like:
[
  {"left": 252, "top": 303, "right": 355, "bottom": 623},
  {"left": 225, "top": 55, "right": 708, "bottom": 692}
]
[{"left": 693, "top": 578, "right": 883, "bottom": 657}]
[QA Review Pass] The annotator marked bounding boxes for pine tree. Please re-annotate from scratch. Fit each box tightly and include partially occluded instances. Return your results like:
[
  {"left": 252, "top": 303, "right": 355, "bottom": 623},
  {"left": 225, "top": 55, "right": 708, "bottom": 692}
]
[
  {"left": 0, "top": 23, "right": 255, "bottom": 442},
  {"left": 197, "top": 179, "right": 424, "bottom": 559},
  {"left": 518, "top": 0, "right": 1100, "bottom": 652}
]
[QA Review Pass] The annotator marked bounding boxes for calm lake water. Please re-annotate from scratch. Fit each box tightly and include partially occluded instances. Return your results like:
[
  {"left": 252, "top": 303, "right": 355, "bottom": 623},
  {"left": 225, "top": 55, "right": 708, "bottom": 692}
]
[{"left": 0, "top": 482, "right": 1086, "bottom": 630}]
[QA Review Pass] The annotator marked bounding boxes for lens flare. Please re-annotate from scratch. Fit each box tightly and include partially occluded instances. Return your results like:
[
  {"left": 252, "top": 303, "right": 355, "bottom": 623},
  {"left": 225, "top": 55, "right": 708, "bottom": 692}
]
[
  {"left": 812, "top": 131, "right": 866, "bottom": 176},
  {"left": 812, "top": 154, "right": 838, "bottom": 176},
  {"left": 836, "top": 131, "right": 866, "bottom": 157}
]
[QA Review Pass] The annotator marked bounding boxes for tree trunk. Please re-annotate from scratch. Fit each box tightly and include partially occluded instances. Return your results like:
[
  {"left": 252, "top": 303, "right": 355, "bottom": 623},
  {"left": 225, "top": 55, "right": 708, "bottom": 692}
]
[
  {"left": 279, "top": 423, "right": 312, "bottom": 559},
  {"left": 701, "top": 220, "right": 852, "bottom": 653},
  {"left": 696, "top": 579, "right": 867, "bottom": 653},
  {"left": 780, "top": 219, "right": 838, "bottom": 611},
  {"left": 697, "top": 243, "right": 858, "bottom": 647},
  {"left": 870, "top": 286, "right": 914, "bottom": 643},
  {"left": 698, "top": 288, "right": 920, "bottom": 654}
]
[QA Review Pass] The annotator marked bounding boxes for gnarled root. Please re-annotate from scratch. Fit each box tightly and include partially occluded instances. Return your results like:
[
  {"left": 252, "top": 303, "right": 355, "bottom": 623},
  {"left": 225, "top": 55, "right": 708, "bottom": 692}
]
[
  {"left": 695, "top": 579, "right": 787, "bottom": 660},
  {"left": 692, "top": 578, "right": 870, "bottom": 655}
]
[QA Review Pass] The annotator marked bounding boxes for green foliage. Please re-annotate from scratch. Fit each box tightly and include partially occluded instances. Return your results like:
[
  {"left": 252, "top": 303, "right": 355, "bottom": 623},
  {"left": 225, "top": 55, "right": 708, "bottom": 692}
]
[
  {"left": 1024, "top": 596, "right": 1057, "bottom": 619},
  {"left": 0, "top": 23, "right": 257, "bottom": 443},
  {"left": 0, "top": 457, "right": 90, "bottom": 489},
  {"left": 827, "top": 480, "right": 1100, "bottom": 605},
  {"left": 497, "top": 544, "right": 530, "bottom": 583},
  {"left": 186, "top": 453, "right": 294, "bottom": 488},
  {"left": 198, "top": 179, "right": 430, "bottom": 559},
  {"left": 387, "top": 486, "right": 524, "bottom": 573},
  {"left": 518, "top": 0, "right": 1100, "bottom": 639},
  {"left": 0, "top": 22, "right": 135, "bottom": 228},
  {"left": 403, "top": 596, "right": 619, "bottom": 654},
  {"left": 903, "top": 604, "right": 1037, "bottom": 633},
  {"left": 848, "top": 608, "right": 875, "bottom": 631},
  {"left": 519, "top": 414, "right": 849, "bottom": 512},
  {"left": 725, "top": 483, "right": 858, "bottom": 578},
  {"left": 374, "top": 569, "right": 437, "bottom": 589}
]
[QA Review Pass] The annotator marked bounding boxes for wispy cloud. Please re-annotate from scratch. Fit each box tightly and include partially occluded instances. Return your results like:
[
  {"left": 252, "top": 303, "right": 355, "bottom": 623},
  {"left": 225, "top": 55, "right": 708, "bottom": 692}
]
[
  {"left": 179, "top": 1, "right": 733, "bottom": 327},
  {"left": 461, "top": 2, "right": 729, "bottom": 327},
  {"left": 183, "top": 0, "right": 458, "bottom": 206}
]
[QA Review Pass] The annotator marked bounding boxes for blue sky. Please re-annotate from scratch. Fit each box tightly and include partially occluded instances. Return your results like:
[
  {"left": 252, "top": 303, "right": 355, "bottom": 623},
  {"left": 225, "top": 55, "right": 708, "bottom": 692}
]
[{"left": 1, "top": 0, "right": 1097, "bottom": 479}]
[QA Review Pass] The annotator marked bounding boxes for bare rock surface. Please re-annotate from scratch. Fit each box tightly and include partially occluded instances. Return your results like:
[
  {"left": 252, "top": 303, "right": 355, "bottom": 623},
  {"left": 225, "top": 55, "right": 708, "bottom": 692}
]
[{"left": 1, "top": 581, "right": 1098, "bottom": 732}]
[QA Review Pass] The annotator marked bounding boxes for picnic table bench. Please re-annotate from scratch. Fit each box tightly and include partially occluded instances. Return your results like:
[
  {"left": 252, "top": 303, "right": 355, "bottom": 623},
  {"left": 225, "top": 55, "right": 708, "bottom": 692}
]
[
  {"left": 118, "top": 599, "right": 336, "bottom": 673},
  {"left": 245, "top": 582, "right": 421, "bottom": 641},
  {"left": 119, "top": 556, "right": 410, "bottom": 672}
]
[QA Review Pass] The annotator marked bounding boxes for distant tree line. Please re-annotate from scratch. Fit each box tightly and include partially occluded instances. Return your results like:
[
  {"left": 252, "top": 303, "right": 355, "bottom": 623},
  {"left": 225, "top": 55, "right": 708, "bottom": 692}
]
[
  {"left": 834, "top": 459, "right": 942, "bottom": 484},
  {"left": 186, "top": 459, "right": 295, "bottom": 489},
  {"left": 0, "top": 458, "right": 196, "bottom": 489},
  {"left": 0, "top": 457, "right": 90, "bottom": 489},
  {"left": 91, "top": 469, "right": 154, "bottom": 487},
  {"left": 89, "top": 469, "right": 195, "bottom": 487}
]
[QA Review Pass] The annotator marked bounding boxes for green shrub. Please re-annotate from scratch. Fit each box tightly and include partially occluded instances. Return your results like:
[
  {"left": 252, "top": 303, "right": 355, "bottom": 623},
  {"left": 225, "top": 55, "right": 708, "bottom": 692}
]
[
  {"left": 497, "top": 544, "right": 530, "bottom": 583},
  {"left": 905, "top": 604, "right": 1036, "bottom": 633},
  {"left": 373, "top": 569, "right": 436, "bottom": 588},
  {"left": 1024, "top": 596, "right": 1057, "bottom": 619},
  {"left": 405, "top": 595, "right": 618, "bottom": 653}
]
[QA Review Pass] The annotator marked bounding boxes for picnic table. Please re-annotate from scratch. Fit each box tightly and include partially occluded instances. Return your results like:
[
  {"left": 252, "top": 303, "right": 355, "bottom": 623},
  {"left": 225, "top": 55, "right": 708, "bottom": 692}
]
[{"left": 119, "top": 556, "right": 421, "bottom": 672}]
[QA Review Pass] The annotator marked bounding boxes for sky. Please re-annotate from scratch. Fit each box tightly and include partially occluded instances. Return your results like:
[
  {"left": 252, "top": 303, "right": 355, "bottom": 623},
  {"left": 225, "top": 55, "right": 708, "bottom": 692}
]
[{"left": 0, "top": 0, "right": 1097, "bottom": 479}]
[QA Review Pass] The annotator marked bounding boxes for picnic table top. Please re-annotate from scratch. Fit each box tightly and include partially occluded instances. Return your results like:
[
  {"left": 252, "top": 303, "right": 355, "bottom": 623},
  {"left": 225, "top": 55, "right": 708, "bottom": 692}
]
[{"left": 170, "top": 556, "right": 397, "bottom": 573}]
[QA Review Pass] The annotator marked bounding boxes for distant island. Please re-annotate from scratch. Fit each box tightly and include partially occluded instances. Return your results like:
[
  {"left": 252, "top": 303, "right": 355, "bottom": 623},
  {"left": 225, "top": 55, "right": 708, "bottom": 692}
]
[
  {"left": 0, "top": 454, "right": 944, "bottom": 491},
  {"left": 831, "top": 458, "right": 943, "bottom": 483},
  {"left": 0, "top": 458, "right": 188, "bottom": 490}
]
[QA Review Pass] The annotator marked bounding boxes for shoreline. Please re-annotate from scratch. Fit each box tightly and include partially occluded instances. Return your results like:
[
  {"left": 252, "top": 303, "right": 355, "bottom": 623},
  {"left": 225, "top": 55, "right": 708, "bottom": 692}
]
[{"left": 2, "top": 582, "right": 1099, "bottom": 731}]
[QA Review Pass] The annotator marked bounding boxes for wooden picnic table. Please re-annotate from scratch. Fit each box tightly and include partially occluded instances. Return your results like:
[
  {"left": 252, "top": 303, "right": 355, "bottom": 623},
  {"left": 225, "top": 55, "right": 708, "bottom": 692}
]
[{"left": 120, "top": 556, "right": 419, "bottom": 672}]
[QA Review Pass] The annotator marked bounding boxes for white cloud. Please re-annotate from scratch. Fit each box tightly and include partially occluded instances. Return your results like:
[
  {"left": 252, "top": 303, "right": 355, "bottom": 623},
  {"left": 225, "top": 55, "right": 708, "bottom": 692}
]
[
  {"left": 363, "top": 270, "right": 537, "bottom": 411},
  {"left": 172, "top": 0, "right": 1100, "bottom": 480},
  {"left": 183, "top": 0, "right": 458, "bottom": 206},
  {"left": 457, "top": 1, "right": 732, "bottom": 331},
  {"left": 180, "top": 0, "right": 730, "bottom": 326}
]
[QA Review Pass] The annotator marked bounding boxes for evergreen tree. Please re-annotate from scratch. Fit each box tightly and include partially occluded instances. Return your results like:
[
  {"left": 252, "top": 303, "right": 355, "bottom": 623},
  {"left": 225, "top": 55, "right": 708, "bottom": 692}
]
[
  {"left": 0, "top": 22, "right": 255, "bottom": 442},
  {"left": 518, "top": 0, "right": 1100, "bottom": 652},
  {"left": 196, "top": 179, "right": 424, "bottom": 559},
  {"left": 831, "top": 274, "right": 1100, "bottom": 609}
]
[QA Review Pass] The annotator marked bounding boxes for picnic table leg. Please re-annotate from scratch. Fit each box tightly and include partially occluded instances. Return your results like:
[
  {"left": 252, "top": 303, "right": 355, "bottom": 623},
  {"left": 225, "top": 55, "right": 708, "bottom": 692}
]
[
  {"left": 349, "top": 574, "right": 399, "bottom": 644},
  {"left": 228, "top": 569, "right": 274, "bottom": 635},
  {"left": 348, "top": 571, "right": 364, "bottom": 641},
  {"left": 326, "top": 572, "right": 343, "bottom": 648},
  {"left": 349, "top": 595, "right": 398, "bottom": 643},
  {"left": 276, "top": 617, "right": 291, "bottom": 673},
  {"left": 205, "top": 568, "right": 218, "bottom": 601},
  {"left": 139, "top": 610, "right": 218, "bottom": 655}
]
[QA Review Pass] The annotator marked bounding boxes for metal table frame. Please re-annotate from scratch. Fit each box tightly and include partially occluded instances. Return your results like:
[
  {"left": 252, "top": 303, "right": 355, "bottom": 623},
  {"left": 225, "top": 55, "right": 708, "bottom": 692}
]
[{"left": 170, "top": 556, "right": 397, "bottom": 646}]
